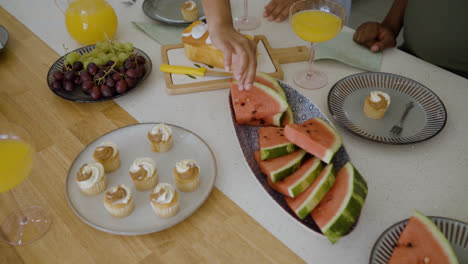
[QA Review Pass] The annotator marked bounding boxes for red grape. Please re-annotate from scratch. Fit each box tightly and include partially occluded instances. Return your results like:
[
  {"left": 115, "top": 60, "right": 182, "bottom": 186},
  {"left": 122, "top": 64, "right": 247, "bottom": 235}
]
[
  {"left": 135, "top": 66, "right": 143, "bottom": 78},
  {"left": 63, "top": 80, "right": 75, "bottom": 92},
  {"left": 80, "top": 71, "right": 92, "bottom": 82},
  {"left": 64, "top": 70, "right": 75, "bottom": 81},
  {"left": 115, "top": 80, "right": 128, "bottom": 94},
  {"left": 90, "top": 86, "right": 101, "bottom": 100},
  {"left": 95, "top": 70, "right": 105, "bottom": 79},
  {"left": 105, "top": 78, "right": 115, "bottom": 88},
  {"left": 106, "top": 60, "right": 115, "bottom": 67},
  {"left": 82, "top": 81, "right": 94, "bottom": 93},
  {"left": 51, "top": 80, "right": 62, "bottom": 90},
  {"left": 126, "top": 69, "right": 137, "bottom": 79},
  {"left": 73, "top": 61, "right": 83, "bottom": 71},
  {"left": 100, "top": 85, "right": 113, "bottom": 97},
  {"left": 136, "top": 56, "right": 146, "bottom": 65},
  {"left": 124, "top": 60, "right": 136, "bottom": 70},
  {"left": 53, "top": 71, "right": 64, "bottom": 81},
  {"left": 111, "top": 72, "right": 121, "bottom": 81},
  {"left": 73, "top": 75, "right": 82, "bottom": 85},
  {"left": 87, "top": 63, "right": 98, "bottom": 76},
  {"left": 125, "top": 78, "right": 136, "bottom": 88}
]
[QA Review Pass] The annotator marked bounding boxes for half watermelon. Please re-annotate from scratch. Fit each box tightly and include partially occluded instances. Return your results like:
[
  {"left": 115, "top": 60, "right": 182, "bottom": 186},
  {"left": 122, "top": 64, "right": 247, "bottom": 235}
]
[
  {"left": 285, "top": 118, "right": 342, "bottom": 164},
  {"left": 311, "top": 162, "right": 368, "bottom": 244},
  {"left": 254, "top": 149, "right": 306, "bottom": 183},
  {"left": 268, "top": 157, "right": 323, "bottom": 198},
  {"left": 388, "top": 210, "right": 459, "bottom": 264},
  {"left": 285, "top": 163, "right": 335, "bottom": 219},
  {"left": 259, "top": 127, "right": 296, "bottom": 160},
  {"left": 230, "top": 80, "right": 288, "bottom": 126}
]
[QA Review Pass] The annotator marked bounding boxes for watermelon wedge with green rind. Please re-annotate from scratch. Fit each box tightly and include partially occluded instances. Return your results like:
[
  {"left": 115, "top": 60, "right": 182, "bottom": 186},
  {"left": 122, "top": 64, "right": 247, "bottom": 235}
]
[
  {"left": 254, "top": 149, "right": 306, "bottom": 183},
  {"left": 285, "top": 163, "right": 335, "bottom": 219},
  {"left": 311, "top": 162, "right": 368, "bottom": 244},
  {"left": 259, "top": 127, "right": 296, "bottom": 160},
  {"left": 268, "top": 157, "right": 323, "bottom": 198},
  {"left": 230, "top": 80, "right": 289, "bottom": 125},
  {"left": 388, "top": 210, "right": 459, "bottom": 264},
  {"left": 285, "top": 118, "right": 342, "bottom": 164},
  {"left": 245, "top": 111, "right": 285, "bottom": 127},
  {"left": 282, "top": 107, "right": 295, "bottom": 126}
]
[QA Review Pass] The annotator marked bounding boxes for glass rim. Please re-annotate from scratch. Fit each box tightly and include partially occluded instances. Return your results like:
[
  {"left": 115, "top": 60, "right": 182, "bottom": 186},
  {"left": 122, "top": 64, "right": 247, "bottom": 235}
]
[{"left": 289, "top": 0, "right": 347, "bottom": 20}]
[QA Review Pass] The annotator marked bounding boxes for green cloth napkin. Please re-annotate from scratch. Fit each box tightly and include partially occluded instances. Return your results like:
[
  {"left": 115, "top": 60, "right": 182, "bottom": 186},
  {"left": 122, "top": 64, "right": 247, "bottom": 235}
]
[
  {"left": 133, "top": 22, "right": 185, "bottom": 45},
  {"left": 316, "top": 31, "right": 382, "bottom": 72}
]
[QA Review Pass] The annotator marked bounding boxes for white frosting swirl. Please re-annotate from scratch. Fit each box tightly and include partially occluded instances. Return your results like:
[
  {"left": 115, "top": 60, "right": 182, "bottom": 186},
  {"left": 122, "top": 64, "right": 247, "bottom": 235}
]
[
  {"left": 109, "top": 184, "right": 132, "bottom": 205},
  {"left": 76, "top": 162, "right": 105, "bottom": 189},
  {"left": 96, "top": 141, "right": 119, "bottom": 157},
  {"left": 369, "top": 91, "right": 391, "bottom": 105},
  {"left": 130, "top": 157, "right": 156, "bottom": 179},
  {"left": 183, "top": 0, "right": 197, "bottom": 10},
  {"left": 176, "top": 159, "right": 199, "bottom": 174},
  {"left": 153, "top": 183, "right": 175, "bottom": 204},
  {"left": 150, "top": 124, "right": 172, "bottom": 141},
  {"left": 182, "top": 22, "right": 208, "bottom": 40},
  {"left": 205, "top": 35, "right": 212, "bottom": 44}
]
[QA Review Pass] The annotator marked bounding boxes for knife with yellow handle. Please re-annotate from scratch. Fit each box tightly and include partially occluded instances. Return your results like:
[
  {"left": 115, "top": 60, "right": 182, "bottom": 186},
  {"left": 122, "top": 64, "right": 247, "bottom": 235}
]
[{"left": 160, "top": 64, "right": 233, "bottom": 77}]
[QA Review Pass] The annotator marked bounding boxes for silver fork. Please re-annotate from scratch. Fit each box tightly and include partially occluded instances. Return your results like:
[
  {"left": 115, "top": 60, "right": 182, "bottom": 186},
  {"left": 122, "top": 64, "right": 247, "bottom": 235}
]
[
  {"left": 390, "top": 101, "right": 414, "bottom": 136},
  {"left": 121, "top": 0, "right": 136, "bottom": 6}
]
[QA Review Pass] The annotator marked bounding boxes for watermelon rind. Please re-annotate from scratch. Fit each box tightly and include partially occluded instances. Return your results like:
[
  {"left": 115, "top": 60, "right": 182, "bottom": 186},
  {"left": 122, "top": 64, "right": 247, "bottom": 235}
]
[
  {"left": 271, "top": 149, "right": 306, "bottom": 183},
  {"left": 411, "top": 210, "right": 459, "bottom": 264},
  {"left": 293, "top": 163, "right": 335, "bottom": 219},
  {"left": 319, "top": 162, "right": 368, "bottom": 244},
  {"left": 313, "top": 118, "right": 342, "bottom": 164},
  {"left": 256, "top": 72, "right": 286, "bottom": 98},
  {"left": 261, "top": 142, "right": 296, "bottom": 160},
  {"left": 271, "top": 111, "right": 286, "bottom": 127},
  {"left": 283, "top": 107, "right": 295, "bottom": 125},
  {"left": 288, "top": 158, "right": 323, "bottom": 198}
]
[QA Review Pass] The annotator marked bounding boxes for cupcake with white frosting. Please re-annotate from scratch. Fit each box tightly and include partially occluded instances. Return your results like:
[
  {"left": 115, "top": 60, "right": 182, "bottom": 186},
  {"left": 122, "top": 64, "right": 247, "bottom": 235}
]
[
  {"left": 363, "top": 91, "right": 391, "bottom": 119},
  {"left": 103, "top": 184, "right": 135, "bottom": 218},
  {"left": 129, "top": 157, "right": 158, "bottom": 191},
  {"left": 76, "top": 162, "right": 107, "bottom": 195},
  {"left": 173, "top": 159, "right": 200, "bottom": 192},
  {"left": 147, "top": 124, "right": 173, "bottom": 153},
  {"left": 92, "top": 141, "right": 121, "bottom": 172},
  {"left": 181, "top": 0, "right": 199, "bottom": 22},
  {"left": 150, "top": 183, "right": 180, "bottom": 218}
]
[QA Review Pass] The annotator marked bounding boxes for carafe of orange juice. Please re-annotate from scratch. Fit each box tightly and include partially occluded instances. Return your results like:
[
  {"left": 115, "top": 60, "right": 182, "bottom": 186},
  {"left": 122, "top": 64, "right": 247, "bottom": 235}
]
[{"left": 55, "top": 0, "right": 118, "bottom": 45}]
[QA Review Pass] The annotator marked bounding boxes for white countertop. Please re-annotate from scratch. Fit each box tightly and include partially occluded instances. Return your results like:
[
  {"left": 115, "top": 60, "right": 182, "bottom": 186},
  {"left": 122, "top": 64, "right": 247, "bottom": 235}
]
[{"left": 3, "top": 0, "right": 468, "bottom": 262}]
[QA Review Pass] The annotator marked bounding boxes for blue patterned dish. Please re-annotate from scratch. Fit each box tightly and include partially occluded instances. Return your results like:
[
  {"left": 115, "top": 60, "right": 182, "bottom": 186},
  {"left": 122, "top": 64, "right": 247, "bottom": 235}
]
[{"left": 229, "top": 81, "right": 352, "bottom": 234}]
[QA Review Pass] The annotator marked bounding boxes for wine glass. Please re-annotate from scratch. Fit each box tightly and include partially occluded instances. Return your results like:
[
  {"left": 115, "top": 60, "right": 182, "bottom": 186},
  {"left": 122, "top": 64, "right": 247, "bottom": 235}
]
[
  {"left": 0, "top": 122, "right": 52, "bottom": 245},
  {"left": 289, "top": 0, "right": 346, "bottom": 89},
  {"left": 234, "top": 0, "right": 261, "bottom": 31}
]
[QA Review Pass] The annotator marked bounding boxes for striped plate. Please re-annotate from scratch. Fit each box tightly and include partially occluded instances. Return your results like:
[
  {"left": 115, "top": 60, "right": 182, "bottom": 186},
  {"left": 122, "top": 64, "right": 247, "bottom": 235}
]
[
  {"left": 328, "top": 73, "right": 447, "bottom": 144},
  {"left": 370, "top": 216, "right": 468, "bottom": 263}
]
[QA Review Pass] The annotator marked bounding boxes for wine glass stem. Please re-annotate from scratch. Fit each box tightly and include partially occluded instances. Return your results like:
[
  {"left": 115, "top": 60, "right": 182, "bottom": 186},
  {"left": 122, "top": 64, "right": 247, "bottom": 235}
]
[
  {"left": 7, "top": 190, "right": 27, "bottom": 225},
  {"left": 243, "top": 0, "right": 248, "bottom": 18},
  {"left": 307, "top": 42, "right": 317, "bottom": 79}
]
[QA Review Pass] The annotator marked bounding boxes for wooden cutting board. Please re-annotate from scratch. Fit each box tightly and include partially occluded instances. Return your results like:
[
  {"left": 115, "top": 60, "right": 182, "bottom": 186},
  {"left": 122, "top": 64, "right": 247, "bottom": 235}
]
[{"left": 161, "top": 35, "right": 310, "bottom": 95}]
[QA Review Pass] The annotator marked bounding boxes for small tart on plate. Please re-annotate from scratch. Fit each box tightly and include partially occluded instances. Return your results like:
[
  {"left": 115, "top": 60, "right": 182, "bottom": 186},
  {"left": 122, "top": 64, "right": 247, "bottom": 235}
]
[
  {"left": 150, "top": 183, "right": 179, "bottom": 218},
  {"left": 76, "top": 162, "right": 107, "bottom": 195},
  {"left": 363, "top": 91, "right": 391, "bottom": 119},
  {"left": 181, "top": 0, "right": 199, "bottom": 22},
  {"left": 92, "top": 141, "right": 121, "bottom": 172},
  {"left": 129, "top": 157, "right": 158, "bottom": 191},
  {"left": 173, "top": 159, "right": 200, "bottom": 192},
  {"left": 103, "top": 184, "right": 135, "bottom": 218},
  {"left": 147, "top": 124, "right": 173, "bottom": 153}
]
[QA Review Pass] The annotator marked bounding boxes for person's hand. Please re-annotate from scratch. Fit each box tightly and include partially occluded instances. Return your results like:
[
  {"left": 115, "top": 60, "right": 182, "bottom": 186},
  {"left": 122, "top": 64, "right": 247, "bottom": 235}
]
[
  {"left": 209, "top": 26, "right": 257, "bottom": 91},
  {"left": 263, "top": 0, "right": 298, "bottom": 22},
  {"left": 353, "top": 22, "right": 397, "bottom": 52}
]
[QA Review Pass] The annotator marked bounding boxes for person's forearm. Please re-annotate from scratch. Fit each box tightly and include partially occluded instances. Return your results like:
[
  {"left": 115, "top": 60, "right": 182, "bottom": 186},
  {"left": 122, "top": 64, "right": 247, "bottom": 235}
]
[
  {"left": 382, "top": 0, "right": 408, "bottom": 36},
  {"left": 201, "top": 0, "right": 234, "bottom": 31}
]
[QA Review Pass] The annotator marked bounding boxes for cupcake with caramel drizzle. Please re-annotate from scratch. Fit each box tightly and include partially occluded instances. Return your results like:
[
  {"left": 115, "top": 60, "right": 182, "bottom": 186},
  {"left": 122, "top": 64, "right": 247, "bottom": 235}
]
[
  {"left": 147, "top": 124, "right": 173, "bottom": 153},
  {"left": 92, "top": 142, "right": 121, "bottom": 173},
  {"left": 180, "top": 0, "right": 199, "bottom": 22},
  {"left": 150, "top": 183, "right": 179, "bottom": 218},
  {"left": 363, "top": 91, "right": 391, "bottom": 119},
  {"left": 173, "top": 159, "right": 200, "bottom": 192},
  {"left": 103, "top": 184, "right": 134, "bottom": 218},
  {"left": 76, "top": 162, "right": 106, "bottom": 195},
  {"left": 129, "top": 157, "right": 158, "bottom": 191}
]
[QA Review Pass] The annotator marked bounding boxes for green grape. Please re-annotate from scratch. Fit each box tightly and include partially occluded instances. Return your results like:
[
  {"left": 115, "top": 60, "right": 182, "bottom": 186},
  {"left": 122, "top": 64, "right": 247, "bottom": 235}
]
[
  {"left": 97, "top": 52, "right": 108, "bottom": 60},
  {"left": 65, "top": 51, "right": 81, "bottom": 65},
  {"left": 118, "top": 52, "right": 130, "bottom": 62},
  {"left": 123, "top": 42, "right": 134, "bottom": 52},
  {"left": 89, "top": 49, "right": 100, "bottom": 56},
  {"left": 113, "top": 41, "right": 124, "bottom": 50},
  {"left": 83, "top": 60, "right": 91, "bottom": 69},
  {"left": 110, "top": 55, "right": 118, "bottom": 63},
  {"left": 95, "top": 40, "right": 105, "bottom": 50}
]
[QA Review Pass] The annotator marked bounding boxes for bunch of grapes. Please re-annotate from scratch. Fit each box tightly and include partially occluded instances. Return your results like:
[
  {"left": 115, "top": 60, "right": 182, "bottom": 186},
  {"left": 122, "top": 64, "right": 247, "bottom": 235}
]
[{"left": 51, "top": 40, "right": 146, "bottom": 100}]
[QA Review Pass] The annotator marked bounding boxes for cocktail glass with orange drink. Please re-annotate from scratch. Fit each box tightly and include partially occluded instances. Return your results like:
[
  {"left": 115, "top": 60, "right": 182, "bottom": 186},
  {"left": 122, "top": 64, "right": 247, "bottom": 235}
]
[
  {"left": 290, "top": 0, "right": 346, "bottom": 89},
  {"left": 0, "top": 122, "right": 51, "bottom": 245}
]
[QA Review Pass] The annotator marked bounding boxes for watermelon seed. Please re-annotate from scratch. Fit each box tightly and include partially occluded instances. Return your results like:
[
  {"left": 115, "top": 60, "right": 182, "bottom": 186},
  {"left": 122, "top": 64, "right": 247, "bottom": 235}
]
[
  {"left": 259, "top": 119, "right": 265, "bottom": 125},
  {"left": 263, "top": 136, "right": 267, "bottom": 138},
  {"left": 407, "top": 243, "right": 413, "bottom": 248},
  {"left": 240, "top": 102, "right": 245, "bottom": 106},
  {"left": 314, "top": 130, "right": 318, "bottom": 133},
  {"left": 252, "top": 110, "right": 257, "bottom": 114},
  {"left": 280, "top": 134, "right": 284, "bottom": 136},
  {"left": 306, "top": 130, "right": 310, "bottom": 133}
]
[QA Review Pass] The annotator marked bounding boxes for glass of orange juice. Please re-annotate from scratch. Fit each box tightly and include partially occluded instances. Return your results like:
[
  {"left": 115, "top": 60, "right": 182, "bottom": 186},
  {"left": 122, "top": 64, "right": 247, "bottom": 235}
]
[
  {"left": 290, "top": 0, "right": 346, "bottom": 89},
  {"left": 0, "top": 122, "right": 51, "bottom": 245},
  {"left": 56, "top": 0, "right": 118, "bottom": 45}
]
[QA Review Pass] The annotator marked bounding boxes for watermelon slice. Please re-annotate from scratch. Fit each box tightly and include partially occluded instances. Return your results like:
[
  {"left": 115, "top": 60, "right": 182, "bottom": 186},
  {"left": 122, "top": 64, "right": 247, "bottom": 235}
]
[
  {"left": 311, "top": 162, "right": 368, "bottom": 244},
  {"left": 255, "top": 72, "right": 295, "bottom": 126},
  {"left": 244, "top": 111, "right": 285, "bottom": 127},
  {"left": 285, "top": 163, "right": 335, "bottom": 219},
  {"left": 285, "top": 118, "right": 342, "bottom": 164},
  {"left": 388, "top": 210, "right": 459, "bottom": 264},
  {"left": 259, "top": 127, "right": 296, "bottom": 160},
  {"left": 268, "top": 157, "right": 323, "bottom": 198},
  {"left": 254, "top": 149, "right": 306, "bottom": 183},
  {"left": 230, "top": 80, "right": 288, "bottom": 125}
]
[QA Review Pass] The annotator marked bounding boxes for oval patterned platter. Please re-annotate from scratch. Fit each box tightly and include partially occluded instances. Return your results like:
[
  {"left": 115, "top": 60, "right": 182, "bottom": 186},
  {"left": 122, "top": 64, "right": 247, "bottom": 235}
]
[
  {"left": 229, "top": 81, "right": 354, "bottom": 235},
  {"left": 328, "top": 72, "right": 447, "bottom": 144},
  {"left": 370, "top": 216, "right": 468, "bottom": 263}
]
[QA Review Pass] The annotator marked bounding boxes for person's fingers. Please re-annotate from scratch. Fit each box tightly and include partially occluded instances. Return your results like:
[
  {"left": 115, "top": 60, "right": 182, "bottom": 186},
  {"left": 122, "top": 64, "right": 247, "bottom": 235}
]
[
  {"left": 353, "top": 22, "right": 379, "bottom": 44},
  {"left": 275, "top": 8, "right": 289, "bottom": 22},
  {"left": 371, "top": 30, "right": 396, "bottom": 52},
  {"left": 233, "top": 47, "right": 248, "bottom": 91},
  {"left": 222, "top": 45, "right": 233, "bottom": 72},
  {"left": 268, "top": 4, "right": 286, "bottom": 21},
  {"left": 243, "top": 41, "right": 257, "bottom": 90},
  {"left": 264, "top": 1, "right": 276, "bottom": 17}
]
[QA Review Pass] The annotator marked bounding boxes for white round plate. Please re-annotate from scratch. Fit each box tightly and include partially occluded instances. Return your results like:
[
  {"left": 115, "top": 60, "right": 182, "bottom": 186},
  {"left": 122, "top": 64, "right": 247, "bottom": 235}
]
[{"left": 66, "top": 123, "right": 217, "bottom": 235}]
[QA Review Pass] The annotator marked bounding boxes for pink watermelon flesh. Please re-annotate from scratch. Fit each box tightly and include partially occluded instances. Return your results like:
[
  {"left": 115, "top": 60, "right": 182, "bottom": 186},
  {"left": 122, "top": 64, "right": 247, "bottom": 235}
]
[
  {"left": 254, "top": 149, "right": 305, "bottom": 182},
  {"left": 388, "top": 212, "right": 458, "bottom": 264},
  {"left": 255, "top": 72, "right": 286, "bottom": 98},
  {"left": 284, "top": 118, "right": 342, "bottom": 164},
  {"left": 230, "top": 80, "right": 287, "bottom": 125},
  {"left": 244, "top": 112, "right": 284, "bottom": 127},
  {"left": 268, "top": 157, "right": 322, "bottom": 198},
  {"left": 259, "top": 127, "right": 289, "bottom": 148}
]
